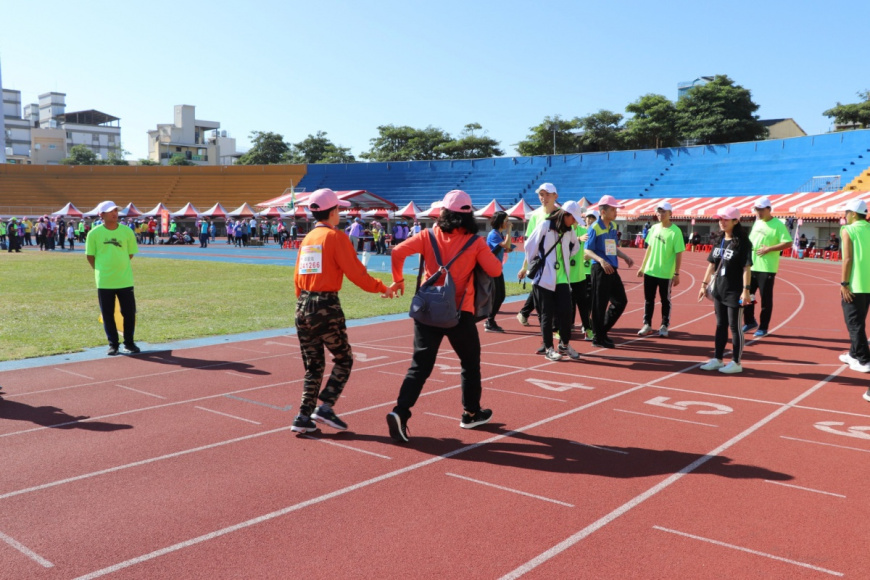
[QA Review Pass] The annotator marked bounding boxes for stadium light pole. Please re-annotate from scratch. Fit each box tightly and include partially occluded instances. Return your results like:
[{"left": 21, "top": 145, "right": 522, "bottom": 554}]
[{"left": 550, "top": 124, "right": 557, "bottom": 155}]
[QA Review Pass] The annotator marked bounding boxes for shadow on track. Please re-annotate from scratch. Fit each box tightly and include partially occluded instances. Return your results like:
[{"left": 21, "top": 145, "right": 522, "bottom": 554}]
[
  {"left": 133, "top": 350, "right": 270, "bottom": 376},
  {"left": 0, "top": 397, "right": 133, "bottom": 432}
]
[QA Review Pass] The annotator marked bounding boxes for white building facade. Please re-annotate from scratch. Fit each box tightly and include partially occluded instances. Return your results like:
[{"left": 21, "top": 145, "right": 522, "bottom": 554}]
[{"left": 147, "top": 104, "right": 241, "bottom": 166}]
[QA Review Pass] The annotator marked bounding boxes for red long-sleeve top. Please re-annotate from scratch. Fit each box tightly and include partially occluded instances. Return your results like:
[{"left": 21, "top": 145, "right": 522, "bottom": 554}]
[
  {"left": 392, "top": 226, "right": 503, "bottom": 313},
  {"left": 294, "top": 224, "right": 387, "bottom": 298}
]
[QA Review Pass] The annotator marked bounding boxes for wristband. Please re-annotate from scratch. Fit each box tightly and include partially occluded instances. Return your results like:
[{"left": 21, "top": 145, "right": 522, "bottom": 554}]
[
  {"left": 743, "top": 285, "right": 751, "bottom": 289},
  {"left": 841, "top": 282, "right": 850, "bottom": 287},
  {"left": 701, "top": 282, "right": 708, "bottom": 286}
]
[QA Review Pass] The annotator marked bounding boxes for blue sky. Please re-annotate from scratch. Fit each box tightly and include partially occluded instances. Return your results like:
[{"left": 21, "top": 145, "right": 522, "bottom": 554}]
[{"left": 2, "top": 0, "right": 865, "bottom": 161}]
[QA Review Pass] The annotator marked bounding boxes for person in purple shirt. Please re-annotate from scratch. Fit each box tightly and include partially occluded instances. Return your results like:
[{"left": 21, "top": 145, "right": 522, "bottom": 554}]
[{"left": 346, "top": 218, "right": 364, "bottom": 252}]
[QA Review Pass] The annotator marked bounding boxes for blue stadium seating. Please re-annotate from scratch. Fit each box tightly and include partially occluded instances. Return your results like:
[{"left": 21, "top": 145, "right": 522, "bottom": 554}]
[{"left": 296, "top": 130, "right": 870, "bottom": 207}]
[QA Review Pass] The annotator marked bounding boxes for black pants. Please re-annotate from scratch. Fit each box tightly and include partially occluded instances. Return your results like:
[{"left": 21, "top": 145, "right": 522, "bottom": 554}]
[
  {"left": 487, "top": 273, "right": 506, "bottom": 325},
  {"left": 535, "top": 284, "right": 573, "bottom": 349},
  {"left": 744, "top": 271, "right": 776, "bottom": 330},
  {"left": 393, "top": 311, "right": 482, "bottom": 420},
  {"left": 590, "top": 263, "right": 628, "bottom": 340},
  {"left": 200, "top": 233, "right": 209, "bottom": 247},
  {"left": 842, "top": 293, "right": 870, "bottom": 365},
  {"left": 570, "top": 278, "right": 591, "bottom": 331},
  {"left": 713, "top": 298, "right": 744, "bottom": 362},
  {"left": 643, "top": 274, "right": 673, "bottom": 327},
  {"left": 98, "top": 287, "right": 136, "bottom": 347}
]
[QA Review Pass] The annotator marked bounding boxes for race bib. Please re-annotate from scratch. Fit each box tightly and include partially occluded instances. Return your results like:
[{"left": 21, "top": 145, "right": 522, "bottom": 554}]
[
  {"left": 605, "top": 239, "right": 617, "bottom": 256},
  {"left": 298, "top": 245, "right": 323, "bottom": 274}
]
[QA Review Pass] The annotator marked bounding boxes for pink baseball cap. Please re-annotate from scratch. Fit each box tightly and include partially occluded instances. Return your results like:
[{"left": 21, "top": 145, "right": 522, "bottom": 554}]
[
  {"left": 597, "top": 195, "right": 624, "bottom": 209},
  {"left": 434, "top": 190, "right": 474, "bottom": 213},
  {"left": 304, "top": 188, "right": 350, "bottom": 211},
  {"left": 714, "top": 207, "right": 742, "bottom": 220}
]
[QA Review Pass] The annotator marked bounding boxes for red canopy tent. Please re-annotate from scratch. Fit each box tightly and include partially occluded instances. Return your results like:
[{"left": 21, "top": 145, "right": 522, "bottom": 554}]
[
  {"left": 395, "top": 201, "right": 423, "bottom": 220},
  {"left": 257, "top": 206, "right": 287, "bottom": 219},
  {"left": 201, "top": 203, "right": 229, "bottom": 218},
  {"left": 363, "top": 208, "right": 393, "bottom": 220},
  {"left": 474, "top": 199, "right": 506, "bottom": 219},
  {"left": 257, "top": 189, "right": 397, "bottom": 210},
  {"left": 51, "top": 202, "right": 84, "bottom": 218},
  {"left": 170, "top": 203, "right": 201, "bottom": 218},
  {"left": 505, "top": 199, "right": 535, "bottom": 221},
  {"left": 141, "top": 202, "right": 171, "bottom": 217},
  {"left": 119, "top": 203, "right": 142, "bottom": 218},
  {"left": 340, "top": 208, "right": 363, "bottom": 219},
  {"left": 227, "top": 203, "right": 259, "bottom": 219}
]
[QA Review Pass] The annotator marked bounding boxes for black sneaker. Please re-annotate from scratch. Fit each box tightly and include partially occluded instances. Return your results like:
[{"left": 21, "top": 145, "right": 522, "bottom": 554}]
[
  {"left": 484, "top": 321, "right": 505, "bottom": 333},
  {"left": 460, "top": 408, "right": 493, "bottom": 429},
  {"left": 312, "top": 406, "right": 348, "bottom": 430},
  {"left": 291, "top": 415, "right": 319, "bottom": 433},
  {"left": 592, "top": 337, "right": 616, "bottom": 349},
  {"left": 123, "top": 343, "right": 141, "bottom": 354},
  {"left": 536, "top": 343, "right": 547, "bottom": 355},
  {"left": 107, "top": 345, "right": 120, "bottom": 356},
  {"left": 387, "top": 412, "right": 409, "bottom": 442}
]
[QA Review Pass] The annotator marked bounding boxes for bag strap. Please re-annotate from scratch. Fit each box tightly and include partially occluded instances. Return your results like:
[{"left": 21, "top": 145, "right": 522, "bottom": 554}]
[
  {"left": 539, "top": 229, "right": 565, "bottom": 261},
  {"left": 415, "top": 228, "right": 480, "bottom": 292}
]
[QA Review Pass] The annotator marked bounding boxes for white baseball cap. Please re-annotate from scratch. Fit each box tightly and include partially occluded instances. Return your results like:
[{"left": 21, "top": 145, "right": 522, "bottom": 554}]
[
  {"left": 753, "top": 197, "right": 772, "bottom": 210},
  {"left": 656, "top": 202, "right": 673, "bottom": 211},
  {"left": 842, "top": 199, "right": 868, "bottom": 215},
  {"left": 585, "top": 208, "right": 600, "bottom": 220},
  {"left": 95, "top": 201, "right": 121, "bottom": 214},
  {"left": 561, "top": 200, "right": 584, "bottom": 223},
  {"left": 536, "top": 182, "right": 557, "bottom": 195}
]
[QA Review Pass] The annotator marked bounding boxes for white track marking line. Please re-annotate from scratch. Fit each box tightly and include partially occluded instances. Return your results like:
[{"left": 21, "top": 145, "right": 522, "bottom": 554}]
[
  {"left": 780, "top": 436, "right": 870, "bottom": 454},
  {"left": 445, "top": 473, "right": 574, "bottom": 507},
  {"left": 54, "top": 368, "right": 94, "bottom": 379},
  {"left": 0, "top": 529, "right": 54, "bottom": 568},
  {"left": 116, "top": 385, "right": 166, "bottom": 400},
  {"left": 569, "top": 441, "right": 629, "bottom": 454},
  {"left": 499, "top": 368, "right": 845, "bottom": 580},
  {"left": 223, "top": 345, "right": 264, "bottom": 354},
  {"left": 301, "top": 436, "right": 392, "bottom": 459},
  {"left": 378, "top": 370, "right": 442, "bottom": 382},
  {"left": 487, "top": 387, "right": 568, "bottom": 402},
  {"left": 651, "top": 526, "right": 843, "bottom": 577},
  {"left": 424, "top": 412, "right": 457, "bottom": 421},
  {"left": 193, "top": 406, "right": 261, "bottom": 425},
  {"left": 613, "top": 409, "right": 718, "bottom": 427},
  {"left": 763, "top": 480, "right": 845, "bottom": 498},
  {"left": 73, "top": 385, "right": 646, "bottom": 580},
  {"left": 224, "top": 371, "right": 255, "bottom": 379}
]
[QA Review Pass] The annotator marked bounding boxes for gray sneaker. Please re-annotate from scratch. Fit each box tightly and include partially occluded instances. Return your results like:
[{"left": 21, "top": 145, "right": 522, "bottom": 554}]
[
  {"left": 637, "top": 324, "right": 654, "bottom": 336},
  {"left": 545, "top": 347, "right": 563, "bottom": 361},
  {"left": 558, "top": 343, "right": 581, "bottom": 360},
  {"left": 517, "top": 312, "right": 530, "bottom": 326},
  {"left": 658, "top": 325, "right": 669, "bottom": 337}
]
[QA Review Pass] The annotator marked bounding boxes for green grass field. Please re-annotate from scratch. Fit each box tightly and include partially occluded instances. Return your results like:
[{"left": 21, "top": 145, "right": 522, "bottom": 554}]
[{"left": 0, "top": 252, "right": 525, "bottom": 361}]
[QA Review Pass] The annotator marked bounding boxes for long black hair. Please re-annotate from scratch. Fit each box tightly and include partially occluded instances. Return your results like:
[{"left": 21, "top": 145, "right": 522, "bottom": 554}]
[
  {"left": 713, "top": 220, "right": 748, "bottom": 251},
  {"left": 437, "top": 209, "right": 478, "bottom": 234},
  {"left": 547, "top": 208, "right": 574, "bottom": 234}
]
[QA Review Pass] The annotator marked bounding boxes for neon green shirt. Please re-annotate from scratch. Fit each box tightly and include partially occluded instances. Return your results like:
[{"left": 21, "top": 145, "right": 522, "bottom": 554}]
[
  {"left": 569, "top": 224, "right": 590, "bottom": 282},
  {"left": 85, "top": 224, "right": 139, "bottom": 289},
  {"left": 749, "top": 217, "right": 792, "bottom": 273},
  {"left": 0, "top": 222, "right": 6, "bottom": 236},
  {"left": 843, "top": 220, "right": 870, "bottom": 293},
  {"left": 524, "top": 207, "right": 550, "bottom": 238},
  {"left": 641, "top": 223, "right": 685, "bottom": 279}
]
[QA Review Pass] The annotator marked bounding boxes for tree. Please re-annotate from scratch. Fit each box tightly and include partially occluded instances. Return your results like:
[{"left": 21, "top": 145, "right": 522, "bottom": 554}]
[
  {"left": 675, "top": 75, "right": 767, "bottom": 144},
  {"left": 60, "top": 144, "right": 101, "bottom": 165},
  {"left": 168, "top": 155, "right": 195, "bottom": 166},
  {"left": 238, "top": 131, "right": 290, "bottom": 165},
  {"left": 623, "top": 94, "right": 679, "bottom": 149},
  {"left": 516, "top": 115, "right": 582, "bottom": 156},
  {"left": 823, "top": 90, "right": 870, "bottom": 129},
  {"left": 286, "top": 131, "right": 355, "bottom": 164},
  {"left": 104, "top": 150, "right": 130, "bottom": 165},
  {"left": 360, "top": 125, "right": 452, "bottom": 161},
  {"left": 137, "top": 159, "right": 160, "bottom": 166},
  {"left": 435, "top": 123, "right": 504, "bottom": 159},
  {"left": 576, "top": 110, "right": 624, "bottom": 152}
]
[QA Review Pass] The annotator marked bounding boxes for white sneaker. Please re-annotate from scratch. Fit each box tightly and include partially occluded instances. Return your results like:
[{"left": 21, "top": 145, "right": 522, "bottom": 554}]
[
  {"left": 558, "top": 343, "right": 581, "bottom": 360},
  {"left": 839, "top": 353, "right": 857, "bottom": 365},
  {"left": 863, "top": 388, "right": 870, "bottom": 403},
  {"left": 719, "top": 361, "right": 743, "bottom": 374},
  {"left": 700, "top": 358, "right": 724, "bottom": 371},
  {"left": 849, "top": 360, "right": 870, "bottom": 373},
  {"left": 517, "top": 312, "right": 530, "bottom": 326},
  {"left": 637, "top": 324, "right": 654, "bottom": 336},
  {"left": 658, "top": 325, "right": 669, "bottom": 337},
  {"left": 545, "top": 347, "right": 563, "bottom": 361}
]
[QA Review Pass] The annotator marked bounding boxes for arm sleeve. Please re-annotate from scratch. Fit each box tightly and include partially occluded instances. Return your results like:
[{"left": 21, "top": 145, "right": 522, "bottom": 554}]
[
  {"left": 524, "top": 222, "right": 545, "bottom": 265},
  {"left": 390, "top": 232, "right": 426, "bottom": 283},
  {"left": 333, "top": 232, "right": 387, "bottom": 294}
]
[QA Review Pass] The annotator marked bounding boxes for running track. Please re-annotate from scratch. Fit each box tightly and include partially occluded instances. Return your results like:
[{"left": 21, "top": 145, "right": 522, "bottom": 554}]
[{"left": 1, "top": 249, "right": 868, "bottom": 579}]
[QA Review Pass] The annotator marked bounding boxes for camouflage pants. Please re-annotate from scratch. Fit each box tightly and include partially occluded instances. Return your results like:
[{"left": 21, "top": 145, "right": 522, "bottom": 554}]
[{"left": 295, "top": 291, "right": 353, "bottom": 417}]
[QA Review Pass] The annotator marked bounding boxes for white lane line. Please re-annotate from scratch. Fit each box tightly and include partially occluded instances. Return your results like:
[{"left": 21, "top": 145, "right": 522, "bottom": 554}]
[
  {"left": 224, "top": 371, "right": 255, "bottom": 380},
  {"left": 194, "top": 406, "right": 261, "bottom": 425},
  {"left": 613, "top": 409, "right": 718, "bottom": 427},
  {"left": 378, "top": 370, "right": 443, "bottom": 382},
  {"left": 487, "top": 387, "right": 567, "bottom": 402},
  {"left": 300, "top": 436, "right": 391, "bottom": 460},
  {"left": 0, "top": 529, "right": 54, "bottom": 568},
  {"left": 116, "top": 384, "right": 166, "bottom": 400},
  {"left": 499, "top": 360, "right": 848, "bottom": 580},
  {"left": 425, "top": 412, "right": 457, "bottom": 421},
  {"left": 73, "top": 385, "right": 647, "bottom": 580},
  {"left": 763, "top": 480, "right": 846, "bottom": 498},
  {"left": 780, "top": 436, "right": 870, "bottom": 454},
  {"left": 223, "top": 345, "right": 264, "bottom": 354},
  {"left": 569, "top": 441, "right": 629, "bottom": 455},
  {"left": 55, "top": 368, "right": 94, "bottom": 379},
  {"left": 445, "top": 473, "right": 574, "bottom": 508},
  {"left": 651, "top": 526, "right": 843, "bottom": 577}
]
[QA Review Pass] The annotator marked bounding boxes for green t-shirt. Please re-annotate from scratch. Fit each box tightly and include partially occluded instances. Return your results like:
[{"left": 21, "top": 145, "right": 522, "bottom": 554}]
[
  {"left": 85, "top": 224, "right": 139, "bottom": 289},
  {"left": 569, "top": 224, "right": 590, "bottom": 282},
  {"left": 749, "top": 217, "right": 792, "bottom": 273},
  {"left": 0, "top": 222, "right": 6, "bottom": 236},
  {"left": 843, "top": 220, "right": 870, "bottom": 293},
  {"left": 525, "top": 207, "right": 549, "bottom": 238},
  {"left": 642, "top": 223, "right": 685, "bottom": 279}
]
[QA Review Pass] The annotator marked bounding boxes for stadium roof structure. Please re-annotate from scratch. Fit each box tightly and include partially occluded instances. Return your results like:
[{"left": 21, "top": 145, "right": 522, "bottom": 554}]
[{"left": 57, "top": 109, "right": 120, "bottom": 127}]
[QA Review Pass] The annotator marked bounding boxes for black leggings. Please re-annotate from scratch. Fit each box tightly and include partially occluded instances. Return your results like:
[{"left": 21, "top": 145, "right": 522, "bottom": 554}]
[
  {"left": 713, "top": 298, "right": 744, "bottom": 363},
  {"left": 535, "top": 283, "right": 573, "bottom": 349},
  {"left": 487, "top": 273, "right": 506, "bottom": 324},
  {"left": 643, "top": 274, "right": 673, "bottom": 326},
  {"left": 744, "top": 271, "right": 776, "bottom": 330}
]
